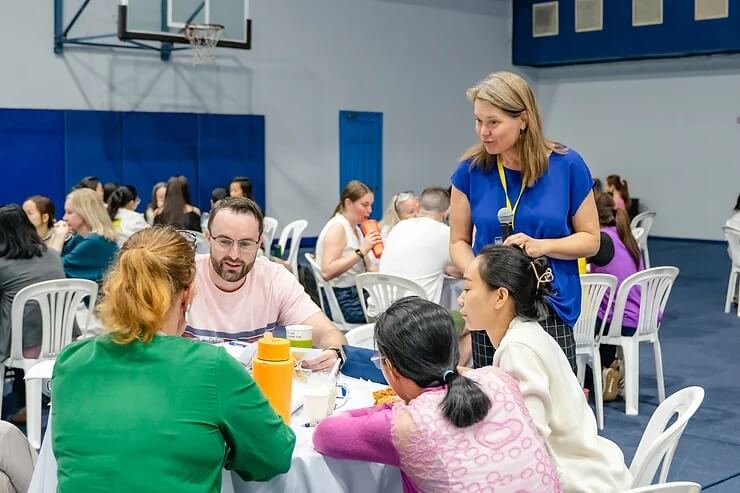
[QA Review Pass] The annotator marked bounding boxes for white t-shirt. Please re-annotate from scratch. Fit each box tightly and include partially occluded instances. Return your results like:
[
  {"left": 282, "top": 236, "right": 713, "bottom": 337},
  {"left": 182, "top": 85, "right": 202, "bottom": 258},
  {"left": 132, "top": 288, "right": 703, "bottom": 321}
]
[
  {"left": 494, "top": 317, "right": 633, "bottom": 492},
  {"left": 727, "top": 211, "right": 740, "bottom": 230},
  {"left": 114, "top": 208, "right": 149, "bottom": 246},
  {"left": 186, "top": 255, "right": 320, "bottom": 340},
  {"left": 379, "top": 217, "right": 450, "bottom": 303},
  {"left": 316, "top": 213, "right": 365, "bottom": 288}
]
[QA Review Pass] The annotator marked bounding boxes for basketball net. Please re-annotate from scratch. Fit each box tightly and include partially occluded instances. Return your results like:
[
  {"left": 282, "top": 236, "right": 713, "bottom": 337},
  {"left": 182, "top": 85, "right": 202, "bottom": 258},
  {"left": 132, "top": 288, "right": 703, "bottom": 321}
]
[{"left": 184, "top": 24, "right": 224, "bottom": 65}]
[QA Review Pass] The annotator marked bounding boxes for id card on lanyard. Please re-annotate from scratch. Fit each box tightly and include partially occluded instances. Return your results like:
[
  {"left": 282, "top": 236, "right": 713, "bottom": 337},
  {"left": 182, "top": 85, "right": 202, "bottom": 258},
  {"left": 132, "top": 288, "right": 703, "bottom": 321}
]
[{"left": 497, "top": 156, "right": 526, "bottom": 228}]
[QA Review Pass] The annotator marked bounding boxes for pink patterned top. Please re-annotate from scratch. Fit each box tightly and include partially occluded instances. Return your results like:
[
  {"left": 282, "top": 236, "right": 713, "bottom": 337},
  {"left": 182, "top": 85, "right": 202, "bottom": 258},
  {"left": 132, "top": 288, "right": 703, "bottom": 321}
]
[{"left": 314, "top": 366, "right": 561, "bottom": 493}]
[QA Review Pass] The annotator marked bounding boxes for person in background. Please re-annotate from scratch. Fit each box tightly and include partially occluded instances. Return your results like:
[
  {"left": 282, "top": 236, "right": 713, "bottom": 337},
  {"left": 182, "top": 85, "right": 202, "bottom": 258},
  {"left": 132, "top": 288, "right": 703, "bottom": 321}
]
[
  {"left": 0, "top": 421, "right": 37, "bottom": 493},
  {"left": 0, "top": 205, "right": 66, "bottom": 425},
  {"left": 154, "top": 176, "right": 202, "bottom": 232},
  {"left": 72, "top": 176, "right": 104, "bottom": 203},
  {"left": 314, "top": 297, "right": 560, "bottom": 493},
  {"left": 379, "top": 191, "right": 419, "bottom": 237},
  {"left": 316, "top": 180, "right": 382, "bottom": 324},
  {"left": 592, "top": 178, "right": 603, "bottom": 194},
  {"left": 187, "top": 198, "right": 347, "bottom": 371},
  {"left": 107, "top": 186, "right": 149, "bottom": 246},
  {"left": 102, "top": 182, "right": 118, "bottom": 204},
  {"left": 201, "top": 186, "right": 229, "bottom": 232},
  {"left": 52, "top": 226, "right": 296, "bottom": 493},
  {"left": 458, "top": 245, "right": 632, "bottom": 492},
  {"left": 145, "top": 182, "right": 167, "bottom": 225},
  {"left": 606, "top": 175, "right": 631, "bottom": 212},
  {"left": 727, "top": 193, "right": 740, "bottom": 230},
  {"left": 380, "top": 187, "right": 459, "bottom": 303},
  {"left": 589, "top": 192, "right": 644, "bottom": 401},
  {"left": 22, "top": 195, "right": 57, "bottom": 247},
  {"left": 450, "top": 71, "right": 600, "bottom": 373},
  {"left": 230, "top": 176, "right": 254, "bottom": 200},
  {"left": 50, "top": 188, "right": 118, "bottom": 282}
]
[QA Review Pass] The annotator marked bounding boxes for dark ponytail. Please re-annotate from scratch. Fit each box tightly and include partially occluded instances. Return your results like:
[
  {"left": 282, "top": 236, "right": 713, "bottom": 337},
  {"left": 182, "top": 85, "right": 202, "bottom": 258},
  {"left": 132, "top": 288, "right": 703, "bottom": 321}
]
[
  {"left": 596, "top": 192, "right": 640, "bottom": 268},
  {"left": 107, "top": 186, "right": 135, "bottom": 221},
  {"left": 374, "top": 297, "right": 491, "bottom": 428},
  {"left": 477, "top": 244, "right": 553, "bottom": 321}
]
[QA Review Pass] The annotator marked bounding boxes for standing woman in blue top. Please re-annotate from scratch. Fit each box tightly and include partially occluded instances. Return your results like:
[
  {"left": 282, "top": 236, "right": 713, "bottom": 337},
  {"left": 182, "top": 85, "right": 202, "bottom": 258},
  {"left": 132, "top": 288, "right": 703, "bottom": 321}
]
[
  {"left": 450, "top": 72, "right": 600, "bottom": 372},
  {"left": 50, "top": 188, "right": 118, "bottom": 283}
]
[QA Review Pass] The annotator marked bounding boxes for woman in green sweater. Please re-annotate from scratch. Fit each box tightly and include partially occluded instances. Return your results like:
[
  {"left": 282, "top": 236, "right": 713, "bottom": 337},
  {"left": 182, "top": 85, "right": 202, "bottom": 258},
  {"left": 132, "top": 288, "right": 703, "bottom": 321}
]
[
  {"left": 50, "top": 187, "right": 118, "bottom": 282},
  {"left": 51, "top": 226, "right": 296, "bottom": 493}
]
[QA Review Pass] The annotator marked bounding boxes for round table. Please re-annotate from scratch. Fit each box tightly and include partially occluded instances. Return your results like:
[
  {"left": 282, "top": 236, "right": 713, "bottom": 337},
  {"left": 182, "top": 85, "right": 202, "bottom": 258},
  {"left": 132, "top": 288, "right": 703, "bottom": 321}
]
[{"left": 28, "top": 376, "right": 402, "bottom": 493}]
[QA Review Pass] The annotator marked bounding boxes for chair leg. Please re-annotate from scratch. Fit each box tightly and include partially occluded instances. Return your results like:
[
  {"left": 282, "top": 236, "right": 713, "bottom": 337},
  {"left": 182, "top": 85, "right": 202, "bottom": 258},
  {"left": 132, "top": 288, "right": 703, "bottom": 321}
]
[
  {"left": 622, "top": 340, "right": 640, "bottom": 416},
  {"left": 592, "top": 349, "right": 604, "bottom": 430},
  {"left": 653, "top": 338, "right": 666, "bottom": 403},
  {"left": 576, "top": 354, "right": 587, "bottom": 387},
  {"left": 725, "top": 270, "right": 736, "bottom": 314},
  {"left": 25, "top": 378, "right": 42, "bottom": 450},
  {"left": 0, "top": 363, "right": 5, "bottom": 419},
  {"left": 644, "top": 245, "right": 651, "bottom": 269}
]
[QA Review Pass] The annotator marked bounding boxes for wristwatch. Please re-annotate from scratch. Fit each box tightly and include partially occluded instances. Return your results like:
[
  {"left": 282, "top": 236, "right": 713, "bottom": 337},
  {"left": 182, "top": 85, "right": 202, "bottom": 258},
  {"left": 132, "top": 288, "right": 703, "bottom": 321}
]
[
  {"left": 354, "top": 248, "right": 364, "bottom": 259},
  {"left": 328, "top": 346, "right": 346, "bottom": 368}
]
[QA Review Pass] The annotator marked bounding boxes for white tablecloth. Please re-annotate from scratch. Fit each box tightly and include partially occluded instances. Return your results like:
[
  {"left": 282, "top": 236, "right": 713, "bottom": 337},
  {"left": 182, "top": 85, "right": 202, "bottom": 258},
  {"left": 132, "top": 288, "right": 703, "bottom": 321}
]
[
  {"left": 440, "top": 276, "right": 464, "bottom": 310},
  {"left": 28, "top": 376, "right": 402, "bottom": 493}
]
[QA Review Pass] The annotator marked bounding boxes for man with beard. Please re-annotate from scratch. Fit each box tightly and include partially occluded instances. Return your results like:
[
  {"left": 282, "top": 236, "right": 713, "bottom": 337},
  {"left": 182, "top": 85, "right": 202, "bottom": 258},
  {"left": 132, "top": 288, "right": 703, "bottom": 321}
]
[{"left": 186, "top": 197, "right": 347, "bottom": 371}]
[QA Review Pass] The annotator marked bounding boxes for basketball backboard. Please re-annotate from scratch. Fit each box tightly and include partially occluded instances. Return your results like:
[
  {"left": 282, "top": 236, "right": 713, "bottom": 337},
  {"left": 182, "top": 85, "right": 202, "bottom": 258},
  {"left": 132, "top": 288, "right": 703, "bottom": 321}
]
[{"left": 118, "top": 0, "right": 251, "bottom": 50}]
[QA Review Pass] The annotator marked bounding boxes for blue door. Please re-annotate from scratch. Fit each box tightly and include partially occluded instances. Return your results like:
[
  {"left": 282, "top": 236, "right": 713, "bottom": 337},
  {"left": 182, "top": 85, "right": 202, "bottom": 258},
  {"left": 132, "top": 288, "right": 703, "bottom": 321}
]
[{"left": 339, "top": 111, "right": 383, "bottom": 220}]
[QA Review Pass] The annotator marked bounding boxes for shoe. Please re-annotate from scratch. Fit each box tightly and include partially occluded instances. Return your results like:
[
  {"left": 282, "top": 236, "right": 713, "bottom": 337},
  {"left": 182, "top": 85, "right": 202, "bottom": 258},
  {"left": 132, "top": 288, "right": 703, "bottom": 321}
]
[
  {"left": 10, "top": 407, "right": 26, "bottom": 425},
  {"left": 603, "top": 368, "right": 620, "bottom": 402}
]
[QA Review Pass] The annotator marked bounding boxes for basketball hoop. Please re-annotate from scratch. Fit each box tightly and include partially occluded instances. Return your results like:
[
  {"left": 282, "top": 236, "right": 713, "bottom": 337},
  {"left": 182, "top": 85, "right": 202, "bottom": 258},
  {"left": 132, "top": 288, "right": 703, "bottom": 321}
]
[{"left": 184, "top": 23, "right": 224, "bottom": 65}]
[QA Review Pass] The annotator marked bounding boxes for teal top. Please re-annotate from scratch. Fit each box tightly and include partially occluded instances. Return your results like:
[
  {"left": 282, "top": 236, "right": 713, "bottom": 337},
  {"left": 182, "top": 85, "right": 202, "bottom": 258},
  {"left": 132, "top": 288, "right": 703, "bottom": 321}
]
[
  {"left": 52, "top": 334, "right": 296, "bottom": 493},
  {"left": 61, "top": 233, "right": 118, "bottom": 282}
]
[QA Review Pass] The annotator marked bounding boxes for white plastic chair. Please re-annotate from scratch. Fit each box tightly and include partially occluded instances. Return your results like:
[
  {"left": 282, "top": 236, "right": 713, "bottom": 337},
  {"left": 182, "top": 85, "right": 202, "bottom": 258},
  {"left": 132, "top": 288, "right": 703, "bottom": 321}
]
[
  {"left": 601, "top": 267, "right": 680, "bottom": 416},
  {"left": 574, "top": 274, "right": 618, "bottom": 430},
  {"left": 1, "top": 279, "right": 98, "bottom": 449},
  {"left": 262, "top": 217, "right": 279, "bottom": 255},
  {"left": 723, "top": 226, "right": 740, "bottom": 317},
  {"left": 278, "top": 220, "right": 308, "bottom": 278},
  {"left": 345, "top": 323, "right": 376, "bottom": 349},
  {"left": 632, "top": 211, "right": 656, "bottom": 268},
  {"left": 627, "top": 482, "right": 701, "bottom": 493},
  {"left": 355, "top": 273, "right": 428, "bottom": 322},
  {"left": 632, "top": 227, "right": 645, "bottom": 244},
  {"left": 304, "top": 253, "right": 361, "bottom": 331},
  {"left": 630, "top": 387, "right": 705, "bottom": 487}
]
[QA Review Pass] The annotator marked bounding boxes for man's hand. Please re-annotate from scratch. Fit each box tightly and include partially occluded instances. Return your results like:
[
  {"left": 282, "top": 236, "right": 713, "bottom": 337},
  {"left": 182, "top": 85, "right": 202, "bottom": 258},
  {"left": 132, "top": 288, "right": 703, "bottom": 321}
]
[{"left": 302, "top": 349, "right": 338, "bottom": 371}]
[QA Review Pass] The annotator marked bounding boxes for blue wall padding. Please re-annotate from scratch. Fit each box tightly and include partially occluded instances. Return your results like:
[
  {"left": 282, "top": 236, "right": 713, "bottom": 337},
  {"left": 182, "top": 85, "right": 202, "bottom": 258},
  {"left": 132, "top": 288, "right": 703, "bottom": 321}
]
[
  {"left": 0, "top": 108, "right": 265, "bottom": 217},
  {"left": 0, "top": 109, "right": 66, "bottom": 212},
  {"left": 514, "top": 0, "right": 740, "bottom": 66}
]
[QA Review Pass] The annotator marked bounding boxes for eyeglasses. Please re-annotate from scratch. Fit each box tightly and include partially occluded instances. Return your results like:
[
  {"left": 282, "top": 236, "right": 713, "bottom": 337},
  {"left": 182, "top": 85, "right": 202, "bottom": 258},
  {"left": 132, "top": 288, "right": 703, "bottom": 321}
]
[
  {"left": 211, "top": 235, "right": 260, "bottom": 253},
  {"left": 393, "top": 191, "right": 416, "bottom": 213},
  {"left": 176, "top": 230, "right": 197, "bottom": 251},
  {"left": 370, "top": 352, "right": 385, "bottom": 370}
]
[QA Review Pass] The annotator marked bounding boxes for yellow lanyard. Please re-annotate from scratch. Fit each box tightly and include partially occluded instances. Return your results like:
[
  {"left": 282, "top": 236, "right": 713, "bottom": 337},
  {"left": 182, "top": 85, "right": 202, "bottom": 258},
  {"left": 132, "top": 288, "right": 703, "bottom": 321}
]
[{"left": 497, "top": 156, "right": 526, "bottom": 227}]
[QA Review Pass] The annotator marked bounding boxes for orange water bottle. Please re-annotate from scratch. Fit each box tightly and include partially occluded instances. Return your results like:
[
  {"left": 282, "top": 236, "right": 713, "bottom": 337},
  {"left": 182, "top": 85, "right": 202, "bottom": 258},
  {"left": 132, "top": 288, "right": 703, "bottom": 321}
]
[
  {"left": 252, "top": 333, "right": 293, "bottom": 424},
  {"left": 360, "top": 219, "right": 384, "bottom": 258}
]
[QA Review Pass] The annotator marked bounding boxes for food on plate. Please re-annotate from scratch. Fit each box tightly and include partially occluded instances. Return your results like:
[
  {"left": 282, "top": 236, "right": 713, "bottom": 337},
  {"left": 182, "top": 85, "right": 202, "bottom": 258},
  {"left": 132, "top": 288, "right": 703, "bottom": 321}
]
[{"left": 373, "top": 387, "right": 396, "bottom": 405}]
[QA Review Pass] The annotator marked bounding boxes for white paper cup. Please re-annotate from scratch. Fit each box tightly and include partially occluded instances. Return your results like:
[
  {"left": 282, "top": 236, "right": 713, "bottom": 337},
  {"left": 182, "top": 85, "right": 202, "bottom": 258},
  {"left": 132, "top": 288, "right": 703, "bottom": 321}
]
[
  {"left": 286, "top": 324, "right": 313, "bottom": 348},
  {"left": 303, "top": 373, "right": 335, "bottom": 424}
]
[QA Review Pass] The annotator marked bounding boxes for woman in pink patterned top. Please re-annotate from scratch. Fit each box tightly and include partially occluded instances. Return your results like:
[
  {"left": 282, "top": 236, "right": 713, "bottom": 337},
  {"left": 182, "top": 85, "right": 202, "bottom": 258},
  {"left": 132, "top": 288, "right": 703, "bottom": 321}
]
[{"left": 313, "top": 298, "right": 560, "bottom": 493}]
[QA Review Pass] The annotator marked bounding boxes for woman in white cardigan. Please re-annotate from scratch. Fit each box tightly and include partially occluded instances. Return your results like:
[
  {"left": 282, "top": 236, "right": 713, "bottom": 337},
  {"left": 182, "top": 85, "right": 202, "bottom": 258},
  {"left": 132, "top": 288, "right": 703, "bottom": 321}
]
[{"left": 458, "top": 244, "right": 632, "bottom": 493}]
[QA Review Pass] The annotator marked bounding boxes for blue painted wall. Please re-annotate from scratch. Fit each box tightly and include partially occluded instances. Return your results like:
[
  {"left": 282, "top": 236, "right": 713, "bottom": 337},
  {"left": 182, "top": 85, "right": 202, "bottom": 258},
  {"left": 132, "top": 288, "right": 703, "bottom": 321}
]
[
  {"left": 0, "top": 109, "right": 265, "bottom": 217},
  {"left": 514, "top": 0, "right": 740, "bottom": 66}
]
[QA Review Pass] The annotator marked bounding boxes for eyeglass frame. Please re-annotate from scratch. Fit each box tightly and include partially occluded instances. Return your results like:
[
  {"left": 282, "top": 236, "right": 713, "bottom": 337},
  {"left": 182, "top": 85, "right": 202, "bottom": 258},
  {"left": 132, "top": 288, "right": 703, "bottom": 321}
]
[
  {"left": 371, "top": 351, "right": 386, "bottom": 370},
  {"left": 176, "top": 230, "right": 198, "bottom": 251},
  {"left": 208, "top": 233, "right": 261, "bottom": 254}
]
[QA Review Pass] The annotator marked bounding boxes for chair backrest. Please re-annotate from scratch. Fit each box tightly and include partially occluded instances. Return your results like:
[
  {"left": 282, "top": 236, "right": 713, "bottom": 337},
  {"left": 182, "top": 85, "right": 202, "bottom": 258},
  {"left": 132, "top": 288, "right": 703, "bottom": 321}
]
[
  {"left": 10, "top": 279, "right": 99, "bottom": 361},
  {"left": 345, "top": 323, "right": 376, "bottom": 349},
  {"left": 632, "top": 227, "right": 646, "bottom": 244},
  {"left": 573, "top": 274, "right": 618, "bottom": 347},
  {"left": 627, "top": 482, "right": 701, "bottom": 493},
  {"left": 304, "top": 253, "right": 348, "bottom": 327},
  {"left": 630, "top": 387, "right": 705, "bottom": 487},
  {"left": 278, "top": 220, "right": 309, "bottom": 277},
  {"left": 631, "top": 211, "right": 656, "bottom": 234},
  {"left": 723, "top": 226, "right": 740, "bottom": 267},
  {"left": 608, "top": 267, "right": 679, "bottom": 338},
  {"left": 192, "top": 231, "right": 209, "bottom": 255},
  {"left": 263, "top": 217, "right": 279, "bottom": 254},
  {"left": 355, "top": 273, "right": 428, "bottom": 321}
]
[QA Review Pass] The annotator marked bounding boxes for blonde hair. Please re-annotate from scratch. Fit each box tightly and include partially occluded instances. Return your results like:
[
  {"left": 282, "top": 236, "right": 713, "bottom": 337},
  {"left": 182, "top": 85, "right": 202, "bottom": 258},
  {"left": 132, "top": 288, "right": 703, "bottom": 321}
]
[
  {"left": 99, "top": 226, "right": 196, "bottom": 344},
  {"left": 66, "top": 188, "right": 117, "bottom": 242},
  {"left": 333, "top": 180, "right": 372, "bottom": 216},
  {"left": 379, "top": 191, "right": 417, "bottom": 233},
  {"left": 461, "top": 71, "right": 565, "bottom": 187}
]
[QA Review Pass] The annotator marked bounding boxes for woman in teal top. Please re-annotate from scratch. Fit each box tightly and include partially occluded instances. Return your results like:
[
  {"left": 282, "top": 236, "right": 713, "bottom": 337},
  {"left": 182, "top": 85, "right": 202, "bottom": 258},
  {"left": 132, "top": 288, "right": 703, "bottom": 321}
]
[
  {"left": 52, "top": 226, "right": 296, "bottom": 493},
  {"left": 50, "top": 188, "right": 118, "bottom": 282}
]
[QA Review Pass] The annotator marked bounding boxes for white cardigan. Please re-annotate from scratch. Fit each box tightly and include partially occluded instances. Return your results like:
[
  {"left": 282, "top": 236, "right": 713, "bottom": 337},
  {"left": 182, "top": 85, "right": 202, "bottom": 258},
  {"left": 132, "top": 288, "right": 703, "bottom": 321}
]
[{"left": 493, "top": 317, "right": 633, "bottom": 493}]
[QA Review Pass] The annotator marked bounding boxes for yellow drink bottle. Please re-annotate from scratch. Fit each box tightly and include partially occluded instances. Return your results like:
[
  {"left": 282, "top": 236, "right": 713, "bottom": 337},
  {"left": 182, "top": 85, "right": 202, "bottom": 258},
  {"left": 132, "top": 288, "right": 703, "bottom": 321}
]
[{"left": 252, "top": 333, "right": 293, "bottom": 424}]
